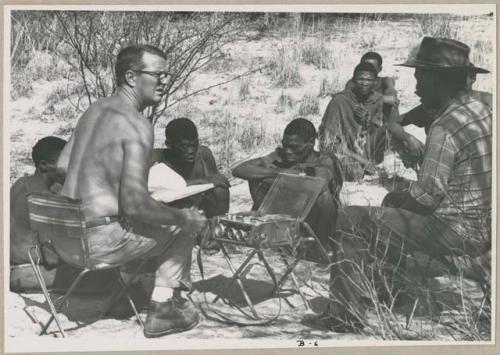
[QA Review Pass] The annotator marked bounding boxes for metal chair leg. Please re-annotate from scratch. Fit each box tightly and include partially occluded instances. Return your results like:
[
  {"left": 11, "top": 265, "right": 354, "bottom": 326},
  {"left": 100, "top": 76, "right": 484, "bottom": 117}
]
[
  {"left": 28, "top": 246, "right": 66, "bottom": 337},
  {"left": 101, "top": 258, "right": 149, "bottom": 320},
  {"left": 116, "top": 271, "right": 145, "bottom": 328},
  {"left": 40, "top": 268, "right": 90, "bottom": 336},
  {"left": 281, "top": 257, "right": 310, "bottom": 309},
  {"left": 214, "top": 246, "right": 260, "bottom": 319},
  {"left": 212, "top": 246, "right": 258, "bottom": 304}
]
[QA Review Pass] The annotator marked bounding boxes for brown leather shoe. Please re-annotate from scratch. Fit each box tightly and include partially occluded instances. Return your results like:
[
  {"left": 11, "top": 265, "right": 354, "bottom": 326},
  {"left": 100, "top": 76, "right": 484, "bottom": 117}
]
[{"left": 143, "top": 298, "right": 200, "bottom": 338}]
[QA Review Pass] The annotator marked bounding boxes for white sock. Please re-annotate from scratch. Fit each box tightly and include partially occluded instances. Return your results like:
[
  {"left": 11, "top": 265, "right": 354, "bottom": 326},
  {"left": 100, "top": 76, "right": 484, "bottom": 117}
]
[{"left": 151, "top": 286, "right": 174, "bottom": 302}]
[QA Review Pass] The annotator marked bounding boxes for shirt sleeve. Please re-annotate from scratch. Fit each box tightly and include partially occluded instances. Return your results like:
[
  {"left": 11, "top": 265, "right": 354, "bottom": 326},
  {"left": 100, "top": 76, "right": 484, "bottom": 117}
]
[
  {"left": 409, "top": 125, "right": 457, "bottom": 208},
  {"left": 400, "top": 105, "right": 428, "bottom": 127},
  {"left": 315, "top": 154, "right": 344, "bottom": 196}
]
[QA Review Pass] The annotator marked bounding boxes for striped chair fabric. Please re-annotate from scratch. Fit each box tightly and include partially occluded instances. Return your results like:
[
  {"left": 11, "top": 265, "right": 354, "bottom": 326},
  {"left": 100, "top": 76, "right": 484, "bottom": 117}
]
[{"left": 27, "top": 192, "right": 88, "bottom": 268}]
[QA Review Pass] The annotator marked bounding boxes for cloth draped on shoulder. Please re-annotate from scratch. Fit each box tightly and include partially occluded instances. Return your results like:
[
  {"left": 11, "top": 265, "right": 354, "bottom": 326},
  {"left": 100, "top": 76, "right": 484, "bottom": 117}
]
[{"left": 318, "top": 90, "right": 385, "bottom": 179}]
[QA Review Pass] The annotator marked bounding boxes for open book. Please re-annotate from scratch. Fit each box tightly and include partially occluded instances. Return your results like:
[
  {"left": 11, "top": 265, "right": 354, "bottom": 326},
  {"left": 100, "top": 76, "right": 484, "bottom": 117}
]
[{"left": 148, "top": 163, "right": 213, "bottom": 203}]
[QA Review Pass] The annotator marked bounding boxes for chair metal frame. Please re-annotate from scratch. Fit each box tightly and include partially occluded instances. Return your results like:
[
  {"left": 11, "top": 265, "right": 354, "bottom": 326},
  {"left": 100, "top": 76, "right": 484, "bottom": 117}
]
[
  {"left": 212, "top": 220, "right": 330, "bottom": 320},
  {"left": 26, "top": 192, "right": 149, "bottom": 337}
]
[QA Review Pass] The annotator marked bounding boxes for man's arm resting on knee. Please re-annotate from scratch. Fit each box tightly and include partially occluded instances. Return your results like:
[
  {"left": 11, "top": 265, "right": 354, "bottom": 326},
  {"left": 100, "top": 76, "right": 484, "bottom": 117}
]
[
  {"left": 232, "top": 155, "right": 299, "bottom": 180},
  {"left": 386, "top": 114, "right": 425, "bottom": 163}
]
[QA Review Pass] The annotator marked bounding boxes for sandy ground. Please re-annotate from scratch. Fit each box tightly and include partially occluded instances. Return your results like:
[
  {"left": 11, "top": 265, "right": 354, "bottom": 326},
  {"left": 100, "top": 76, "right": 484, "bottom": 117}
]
[
  {"left": 9, "top": 173, "right": 483, "bottom": 344},
  {"left": 6, "top": 15, "right": 492, "bottom": 346},
  {"left": 5, "top": 179, "right": 393, "bottom": 341}
]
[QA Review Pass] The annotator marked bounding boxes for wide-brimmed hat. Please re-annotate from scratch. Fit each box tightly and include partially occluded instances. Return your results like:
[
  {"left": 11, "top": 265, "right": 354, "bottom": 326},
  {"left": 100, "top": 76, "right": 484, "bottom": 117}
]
[
  {"left": 397, "top": 37, "right": 489, "bottom": 73},
  {"left": 468, "top": 62, "right": 490, "bottom": 74}
]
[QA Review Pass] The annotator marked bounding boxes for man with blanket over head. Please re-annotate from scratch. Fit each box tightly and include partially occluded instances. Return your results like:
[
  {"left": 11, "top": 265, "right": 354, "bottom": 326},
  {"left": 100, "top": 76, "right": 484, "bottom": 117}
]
[{"left": 319, "top": 62, "right": 386, "bottom": 181}]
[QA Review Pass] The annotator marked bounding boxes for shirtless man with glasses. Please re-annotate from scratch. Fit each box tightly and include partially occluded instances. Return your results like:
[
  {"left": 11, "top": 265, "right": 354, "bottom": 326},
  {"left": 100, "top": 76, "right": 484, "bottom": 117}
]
[{"left": 57, "top": 44, "right": 206, "bottom": 338}]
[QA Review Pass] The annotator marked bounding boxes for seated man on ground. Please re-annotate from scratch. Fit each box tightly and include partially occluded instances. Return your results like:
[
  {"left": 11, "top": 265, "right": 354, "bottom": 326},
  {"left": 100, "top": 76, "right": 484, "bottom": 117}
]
[
  {"left": 152, "top": 117, "right": 229, "bottom": 249},
  {"left": 10, "top": 136, "right": 70, "bottom": 291},
  {"left": 152, "top": 117, "right": 229, "bottom": 219},
  {"left": 319, "top": 62, "right": 385, "bottom": 180},
  {"left": 57, "top": 44, "right": 207, "bottom": 338},
  {"left": 386, "top": 62, "right": 491, "bottom": 170},
  {"left": 232, "top": 118, "right": 343, "bottom": 254},
  {"left": 306, "top": 37, "right": 492, "bottom": 333},
  {"left": 10, "top": 136, "right": 119, "bottom": 301}
]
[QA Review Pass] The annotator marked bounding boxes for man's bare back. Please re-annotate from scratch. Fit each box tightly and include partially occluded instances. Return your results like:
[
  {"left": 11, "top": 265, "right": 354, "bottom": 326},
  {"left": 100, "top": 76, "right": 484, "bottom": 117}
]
[{"left": 61, "top": 96, "right": 150, "bottom": 220}]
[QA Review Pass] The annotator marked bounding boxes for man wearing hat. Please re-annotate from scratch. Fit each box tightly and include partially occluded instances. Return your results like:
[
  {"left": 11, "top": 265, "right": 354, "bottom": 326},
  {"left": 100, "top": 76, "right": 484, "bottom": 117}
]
[
  {"left": 304, "top": 37, "right": 492, "bottom": 333},
  {"left": 386, "top": 59, "right": 492, "bottom": 169}
]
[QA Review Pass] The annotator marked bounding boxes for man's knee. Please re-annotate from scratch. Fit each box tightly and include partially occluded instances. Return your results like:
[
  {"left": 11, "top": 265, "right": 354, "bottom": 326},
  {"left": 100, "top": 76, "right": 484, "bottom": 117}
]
[
  {"left": 202, "top": 186, "right": 229, "bottom": 217},
  {"left": 314, "top": 190, "right": 336, "bottom": 217}
]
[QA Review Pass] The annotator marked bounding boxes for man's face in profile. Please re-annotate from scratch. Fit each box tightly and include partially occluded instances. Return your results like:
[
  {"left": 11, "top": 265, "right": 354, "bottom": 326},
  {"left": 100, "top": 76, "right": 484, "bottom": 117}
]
[
  {"left": 415, "top": 67, "right": 439, "bottom": 110},
  {"left": 280, "top": 134, "right": 312, "bottom": 165},
  {"left": 135, "top": 52, "right": 168, "bottom": 106},
  {"left": 40, "top": 152, "right": 65, "bottom": 184},
  {"left": 353, "top": 70, "right": 376, "bottom": 97},
  {"left": 172, "top": 138, "right": 199, "bottom": 164}
]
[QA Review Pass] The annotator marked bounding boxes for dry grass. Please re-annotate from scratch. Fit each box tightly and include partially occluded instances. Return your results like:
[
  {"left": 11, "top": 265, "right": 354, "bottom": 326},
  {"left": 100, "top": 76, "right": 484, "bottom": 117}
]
[
  {"left": 267, "top": 45, "right": 302, "bottom": 87},
  {"left": 298, "top": 91, "right": 320, "bottom": 117}
]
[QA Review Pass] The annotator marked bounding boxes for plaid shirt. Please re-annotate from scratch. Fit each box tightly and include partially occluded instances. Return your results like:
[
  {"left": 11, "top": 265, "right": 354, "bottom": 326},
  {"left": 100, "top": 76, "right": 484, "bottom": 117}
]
[
  {"left": 248, "top": 149, "right": 343, "bottom": 210},
  {"left": 409, "top": 92, "right": 492, "bottom": 242}
]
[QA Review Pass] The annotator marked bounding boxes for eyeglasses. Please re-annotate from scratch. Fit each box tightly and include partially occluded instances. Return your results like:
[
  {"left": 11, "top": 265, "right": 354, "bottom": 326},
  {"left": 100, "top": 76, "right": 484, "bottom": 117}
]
[{"left": 132, "top": 70, "right": 171, "bottom": 81}]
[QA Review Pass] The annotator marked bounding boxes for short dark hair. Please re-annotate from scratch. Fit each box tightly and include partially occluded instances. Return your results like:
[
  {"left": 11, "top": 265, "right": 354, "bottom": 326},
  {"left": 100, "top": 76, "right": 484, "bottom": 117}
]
[
  {"left": 115, "top": 45, "right": 167, "bottom": 86},
  {"left": 361, "top": 52, "right": 383, "bottom": 67},
  {"left": 353, "top": 62, "right": 378, "bottom": 78},
  {"left": 165, "top": 117, "right": 198, "bottom": 143},
  {"left": 32, "top": 136, "right": 67, "bottom": 168},
  {"left": 284, "top": 118, "right": 317, "bottom": 142}
]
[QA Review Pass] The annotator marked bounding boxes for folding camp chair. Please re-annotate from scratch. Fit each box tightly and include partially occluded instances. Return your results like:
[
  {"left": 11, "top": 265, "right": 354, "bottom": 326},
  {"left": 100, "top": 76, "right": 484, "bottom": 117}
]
[{"left": 26, "top": 192, "right": 151, "bottom": 337}]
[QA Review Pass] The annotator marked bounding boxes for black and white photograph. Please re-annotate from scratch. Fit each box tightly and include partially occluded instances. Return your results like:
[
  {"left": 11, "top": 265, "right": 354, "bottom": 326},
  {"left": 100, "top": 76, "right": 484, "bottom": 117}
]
[{"left": 3, "top": 4, "right": 496, "bottom": 353}]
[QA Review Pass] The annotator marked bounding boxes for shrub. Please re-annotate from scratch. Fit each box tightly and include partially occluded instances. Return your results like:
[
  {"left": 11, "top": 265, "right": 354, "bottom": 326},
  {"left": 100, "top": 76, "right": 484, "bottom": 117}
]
[
  {"left": 301, "top": 40, "right": 334, "bottom": 69},
  {"left": 298, "top": 92, "right": 319, "bottom": 116},
  {"left": 319, "top": 76, "right": 336, "bottom": 97},
  {"left": 274, "top": 92, "right": 295, "bottom": 113},
  {"left": 268, "top": 46, "right": 302, "bottom": 87}
]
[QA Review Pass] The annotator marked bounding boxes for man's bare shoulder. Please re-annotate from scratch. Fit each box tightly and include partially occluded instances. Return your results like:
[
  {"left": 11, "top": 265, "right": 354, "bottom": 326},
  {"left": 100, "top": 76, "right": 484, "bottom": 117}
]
[
  {"left": 10, "top": 175, "right": 28, "bottom": 196},
  {"left": 89, "top": 96, "right": 152, "bottom": 137},
  {"left": 198, "top": 145, "right": 215, "bottom": 157}
]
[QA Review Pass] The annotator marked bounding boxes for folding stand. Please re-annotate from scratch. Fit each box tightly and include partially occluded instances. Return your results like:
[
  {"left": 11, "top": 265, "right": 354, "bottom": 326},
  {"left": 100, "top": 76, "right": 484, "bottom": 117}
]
[
  {"left": 212, "top": 220, "right": 329, "bottom": 320},
  {"left": 208, "top": 174, "right": 332, "bottom": 320}
]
